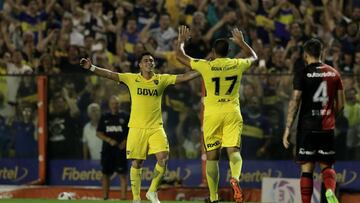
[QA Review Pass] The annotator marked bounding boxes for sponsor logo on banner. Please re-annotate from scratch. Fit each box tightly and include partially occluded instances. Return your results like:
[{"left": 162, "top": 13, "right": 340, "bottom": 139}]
[
  {"left": 1, "top": 159, "right": 356, "bottom": 189},
  {"left": 0, "top": 159, "right": 38, "bottom": 184},
  {"left": 262, "top": 177, "right": 321, "bottom": 203},
  {"left": 49, "top": 160, "right": 201, "bottom": 186}
]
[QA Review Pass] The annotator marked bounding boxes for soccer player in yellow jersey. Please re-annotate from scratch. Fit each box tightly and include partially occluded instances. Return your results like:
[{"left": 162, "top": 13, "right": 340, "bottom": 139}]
[
  {"left": 80, "top": 53, "right": 199, "bottom": 203},
  {"left": 176, "top": 26, "right": 258, "bottom": 203}
]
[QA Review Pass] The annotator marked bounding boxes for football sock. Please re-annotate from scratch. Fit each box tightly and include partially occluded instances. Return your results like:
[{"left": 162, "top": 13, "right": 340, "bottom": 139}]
[
  {"left": 322, "top": 167, "right": 336, "bottom": 192},
  {"left": 206, "top": 160, "right": 219, "bottom": 202},
  {"left": 229, "top": 152, "right": 243, "bottom": 181},
  {"left": 130, "top": 167, "right": 142, "bottom": 200},
  {"left": 300, "top": 172, "right": 313, "bottom": 203},
  {"left": 148, "top": 163, "right": 166, "bottom": 192}
]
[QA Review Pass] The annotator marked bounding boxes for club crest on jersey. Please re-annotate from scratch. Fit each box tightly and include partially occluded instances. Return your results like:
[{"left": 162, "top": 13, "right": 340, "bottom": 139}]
[{"left": 154, "top": 80, "right": 159, "bottom": 85}]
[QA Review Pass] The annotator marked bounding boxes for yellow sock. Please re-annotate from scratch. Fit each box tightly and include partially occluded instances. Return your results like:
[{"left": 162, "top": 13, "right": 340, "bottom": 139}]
[
  {"left": 206, "top": 160, "right": 219, "bottom": 202},
  {"left": 148, "top": 163, "right": 166, "bottom": 192},
  {"left": 229, "top": 152, "right": 243, "bottom": 181},
  {"left": 130, "top": 167, "right": 142, "bottom": 200}
]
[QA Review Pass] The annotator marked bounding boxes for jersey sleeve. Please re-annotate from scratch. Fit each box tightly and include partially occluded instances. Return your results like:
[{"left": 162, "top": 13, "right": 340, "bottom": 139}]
[
  {"left": 161, "top": 74, "right": 177, "bottom": 87},
  {"left": 235, "top": 58, "right": 252, "bottom": 72},
  {"left": 118, "top": 73, "right": 131, "bottom": 84},
  {"left": 96, "top": 116, "right": 105, "bottom": 133},
  {"left": 163, "top": 51, "right": 172, "bottom": 61},
  {"left": 190, "top": 58, "right": 208, "bottom": 71}
]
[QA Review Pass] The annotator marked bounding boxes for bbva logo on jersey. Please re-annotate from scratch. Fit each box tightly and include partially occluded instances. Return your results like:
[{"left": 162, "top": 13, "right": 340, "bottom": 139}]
[
  {"left": 137, "top": 88, "right": 159, "bottom": 96},
  {"left": 106, "top": 126, "right": 123, "bottom": 133}
]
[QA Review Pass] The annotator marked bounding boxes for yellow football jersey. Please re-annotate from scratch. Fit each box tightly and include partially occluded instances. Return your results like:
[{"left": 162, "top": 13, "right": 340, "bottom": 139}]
[
  {"left": 190, "top": 58, "right": 251, "bottom": 115},
  {"left": 118, "top": 73, "right": 177, "bottom": 128}
]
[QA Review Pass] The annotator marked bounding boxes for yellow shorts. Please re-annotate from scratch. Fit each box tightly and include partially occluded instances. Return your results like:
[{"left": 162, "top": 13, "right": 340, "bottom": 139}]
[
  {"left": 126, "top": 128, "right": 169, "bottom": 160},
  {"left": 203, "top": 112, "right": 243, "bottom": 151}
]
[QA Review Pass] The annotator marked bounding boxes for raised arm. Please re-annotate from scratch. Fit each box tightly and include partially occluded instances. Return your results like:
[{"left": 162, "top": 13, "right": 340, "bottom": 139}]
[
  {"left": 175, "top": 25, "right": 195, "bottom": 67},
  {"left": 80, "top": 58, "right": 119, "bottom": 81},
  {"left": 230, "top": 28, "right": 258, "bottom": 62},
  {"left": 282, "top": 90, "right": 302, "bottom": 148}
]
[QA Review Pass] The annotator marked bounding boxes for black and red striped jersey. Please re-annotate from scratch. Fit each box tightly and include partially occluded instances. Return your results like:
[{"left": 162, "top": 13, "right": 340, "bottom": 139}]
[{"left": 293, "top": 62, "right": 343, "bottom": 131}]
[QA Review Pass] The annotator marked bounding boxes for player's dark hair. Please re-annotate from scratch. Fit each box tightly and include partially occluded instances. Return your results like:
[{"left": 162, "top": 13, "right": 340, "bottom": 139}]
[
  {"left": 137, "top": 52, "right": 155, "bottom": 64},
  {"left": 213, "top": 38, "right": 229, "bottom": 57},
  {"left": 303, "top": 38, "right": 323, "bottom": 58}
]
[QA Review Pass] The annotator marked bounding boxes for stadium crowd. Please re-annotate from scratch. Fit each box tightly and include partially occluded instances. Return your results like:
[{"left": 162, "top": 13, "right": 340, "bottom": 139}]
[{"left": 0, "top": 0, "right": 359, "bottom": 161}]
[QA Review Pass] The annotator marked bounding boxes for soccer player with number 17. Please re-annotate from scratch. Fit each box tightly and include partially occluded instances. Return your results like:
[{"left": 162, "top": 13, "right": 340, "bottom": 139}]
[{"left": 176, "top": 25, "right": 258, "bottom": 203}]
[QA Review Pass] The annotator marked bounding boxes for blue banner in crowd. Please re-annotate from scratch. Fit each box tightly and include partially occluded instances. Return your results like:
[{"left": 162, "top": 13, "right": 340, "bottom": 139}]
[
  {"left": 1, "top": 159, "right": 359, "bottom": 190},
  {"left": 0, "top": 159, "right": 38, "bottom": 184},
  {"left": 48, "top": 160, "right": 360, "bottom": 190}
]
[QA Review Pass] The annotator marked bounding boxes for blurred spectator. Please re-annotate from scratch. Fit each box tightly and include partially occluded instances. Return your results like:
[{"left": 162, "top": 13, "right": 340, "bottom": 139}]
[
  {"left": 0, "top": 114, "right": 10, "bottom": 158},
  {"left": 78, "top": 83, "right": 106, "bottom": 122},
  {"left": 10, "top": 105, "right": 37, "bottom": 158},
  {"left": 142, "top": 35, "right": 185, "bottom": 71},
  {"left": 242, "top": 96, "right": 272, "bottom": 159},
  {"left": 130, "top": 0, "right": 159, "bottom": 29},
  {"left": 118, "top": 16, "right": 140, "bottom": 57},
  {"left": 58, "top": 45, "right": 86, "bottom": 73},
  {"left": 6, "top": 51, "right": 33, "bottom": 74},
  {"left": 268, "top": 0, "right": 301, "bottom": 43},
  {"left": 48, "top": 89, "right": 82, "bottom": 159},
  {"left": 37, "top": 53, "right": 60, "bottom": 74},
  {"left": 82, "top": 0, "right": 107, "bottom": 40},
  {"left": 179, "top": 112, "right": 201, "bottom": 159},
  {"left": 344, "top": 88, "right": 360, "bottom": 160},
  {"left": 82, "top": 103, "right": 101, "bottom": 160},
  {"left": 60, "top": 14, "right": 84, "bottom": 47},
  {"left": 6, "top": 0, "right": 56, "bottom": 43},
  {"left": 164, "top": 82, "right": 193, "bottom": 157},
  {"left": 148, "top": 13, "right": 177, "bottom": 51},
  {"left": 185, "top": 27, "right": 210, "bottom": 59}
]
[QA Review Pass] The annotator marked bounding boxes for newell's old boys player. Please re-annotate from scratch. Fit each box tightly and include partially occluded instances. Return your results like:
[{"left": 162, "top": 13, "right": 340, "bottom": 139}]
[
  {"left": 80, "top": 53, "right": 199, "bottom": 203},
  {"left": 283, "top": 38, "right": 345, "bottom": 203}
]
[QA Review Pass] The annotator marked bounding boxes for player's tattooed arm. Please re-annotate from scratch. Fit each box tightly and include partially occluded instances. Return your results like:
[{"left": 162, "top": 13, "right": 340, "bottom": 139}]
[
  {"left": 80, "top": 58, "right": 119, "bottom": 82},
  {"left": 283, "top": 90, "right": 302, "bottom": 149},
  {"left": 285, "top": 90, "right": 302, "bottom": 129}
]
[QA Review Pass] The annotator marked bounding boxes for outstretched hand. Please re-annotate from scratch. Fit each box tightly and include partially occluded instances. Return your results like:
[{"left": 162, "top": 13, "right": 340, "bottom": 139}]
[
  {"left": 230, "top": 28, "right": 245, "bottom": 45},
  {"left": 178, "top": 25, "right": 191, "bottom": 44},
  {"left": 80, "top": 58, "right": 91, "bottom": 69}
]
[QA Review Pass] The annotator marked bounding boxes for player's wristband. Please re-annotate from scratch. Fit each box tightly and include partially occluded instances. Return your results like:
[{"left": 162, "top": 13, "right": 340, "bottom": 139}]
[
  {"left": 90, "top": 65, "right": 97, "bottom": 72},
  {"left": 180, "top": 42, "right": 185, "bottom": 49}
]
